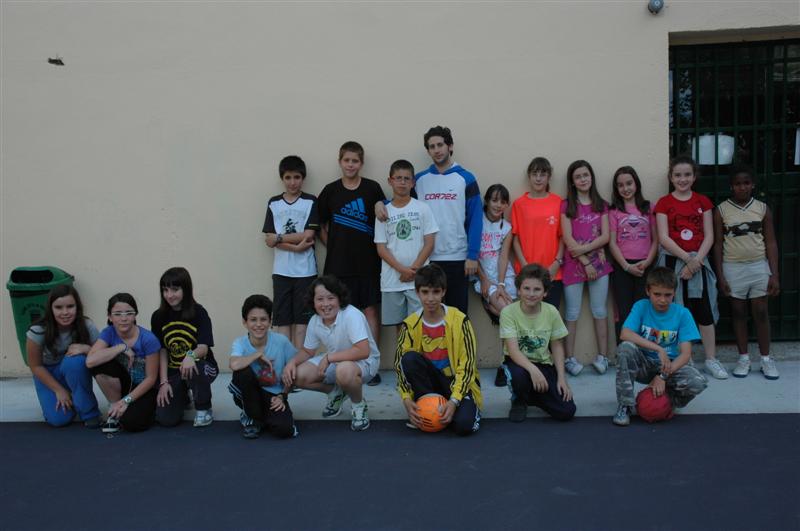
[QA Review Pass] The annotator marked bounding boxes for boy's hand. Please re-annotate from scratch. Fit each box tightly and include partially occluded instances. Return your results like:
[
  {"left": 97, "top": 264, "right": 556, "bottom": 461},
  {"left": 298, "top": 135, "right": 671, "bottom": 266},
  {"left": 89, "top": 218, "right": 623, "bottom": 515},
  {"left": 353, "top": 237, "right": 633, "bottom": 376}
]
[
  {"left": 375, "top": 202, "right": 388, "bottom": 222},
  {"left": 657, "top": 348, "right": 672, "bottom": 375},
  {"left": 281, "top": 361, "right": 296, "bottom": 387},
  {"left": 718, "top": 277, "right": 731, "bottom": 297},
  {"left": 294, "top": 238, "right": 314, "bottom": 252},
  {"left": 317, "top": 354, "right": 330, "bottom": 379},
  {"left": 157, "top": 382, "right": 173, "bottom": 407},
  {"left": 556, "top": 377, "right": 572, "bottom": 401},
  {"left": 265, "top": 233, "right": 278, "bottom": 247},
  {"left": 439, "top": 400, "right": 457, "bottom": 425},
  {"left": 464, "top": 259, "right": 478, "bottom": 276},
  {"left": 403, "top": 398, "right": 422, "bottom": 428},
  {"left": 269, "top": 395, "right": 286, "bottom": 412},
  {"left": 649, "top": 374, "right": 666, "bottom": 397},
  {"left": 767, "top": 275, "right": 780, "bottom": 297},
  {"left": 398, "top": 267, "right": 416, "bottom": 283},
  {"left": 528, "top": 367, "right": 548, "bottom": 393}
]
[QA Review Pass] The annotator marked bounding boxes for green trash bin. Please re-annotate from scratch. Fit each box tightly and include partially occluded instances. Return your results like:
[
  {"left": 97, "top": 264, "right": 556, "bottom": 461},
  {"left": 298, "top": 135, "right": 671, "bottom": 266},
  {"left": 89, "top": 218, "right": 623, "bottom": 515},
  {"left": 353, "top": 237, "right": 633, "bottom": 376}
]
[{"left": 6, "top": 266, "right": 74, "bottom": 365}]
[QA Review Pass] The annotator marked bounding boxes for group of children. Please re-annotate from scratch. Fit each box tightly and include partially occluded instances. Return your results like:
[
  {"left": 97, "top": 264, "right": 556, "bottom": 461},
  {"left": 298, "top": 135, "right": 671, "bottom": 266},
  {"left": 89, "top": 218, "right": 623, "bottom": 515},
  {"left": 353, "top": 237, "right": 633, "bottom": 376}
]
[{"left": 25, "top": 125, "right": 781, "bottom": 436}]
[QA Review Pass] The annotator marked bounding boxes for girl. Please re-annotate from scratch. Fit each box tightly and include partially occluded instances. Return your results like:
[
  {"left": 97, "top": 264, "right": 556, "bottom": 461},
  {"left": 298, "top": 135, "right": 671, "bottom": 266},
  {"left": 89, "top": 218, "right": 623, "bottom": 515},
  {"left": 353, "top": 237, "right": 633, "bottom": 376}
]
[
  {"left": 475, "top": 184, "right": 517, "bottom": 318},
  {"left": 713, "top": 166, "right": 780, "bottom": 380},
  {"left": 151, "top": 267, "right": 219, "bottom": 427},
  {"left": 655, "top": 156, "right": 727, "bottom": 379},
  {"left": 511, "top": 157, "right": 565, "bottom": 307},
  {"left": 86, "top": 293, "right": 160, "bottom": 433},
  {"left": 281, "top": 276, "right": 381, "bottom": 432},
  {"left": 26, "top": 285, "right": 101, "bottom": 427},
  {"left": 608, "top": 166, "right": 658, "bottom": 340},
  {"left": 560, "top": 160, "right": 612, "bottom": 376}
]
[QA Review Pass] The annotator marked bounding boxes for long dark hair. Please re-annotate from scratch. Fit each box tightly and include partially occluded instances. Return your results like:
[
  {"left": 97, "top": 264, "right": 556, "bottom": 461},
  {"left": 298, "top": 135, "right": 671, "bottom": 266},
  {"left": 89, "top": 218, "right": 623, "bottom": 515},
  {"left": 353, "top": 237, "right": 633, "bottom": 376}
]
[
  {"left": 565, "top": 160, "right": 606, "bottom": 219},
  {"left": 32, "top": 285, "right": 91, "bottom": 353},
  {"left": 156, "top": 267, "right": 197, "bottom": 321},
  {"left": 611, "top": 165, "right": 650, "bottom": 215}
]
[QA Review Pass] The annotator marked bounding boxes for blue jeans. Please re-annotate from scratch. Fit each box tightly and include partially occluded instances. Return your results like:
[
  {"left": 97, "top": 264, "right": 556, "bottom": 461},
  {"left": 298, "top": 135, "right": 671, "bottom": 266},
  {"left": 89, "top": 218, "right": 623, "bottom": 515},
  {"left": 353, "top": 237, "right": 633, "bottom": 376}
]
[{"left": 33, "top": 354, "right": 100, "bottom": 426}]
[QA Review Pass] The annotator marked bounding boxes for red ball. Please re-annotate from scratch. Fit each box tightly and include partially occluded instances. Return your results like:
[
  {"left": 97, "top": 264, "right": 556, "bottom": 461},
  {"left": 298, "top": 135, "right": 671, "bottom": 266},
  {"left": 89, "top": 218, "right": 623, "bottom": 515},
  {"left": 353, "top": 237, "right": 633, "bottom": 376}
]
[
  {"left": 636, "top": 387, "right": 675, "bottom": 423},
  {"left": 416, "top": 393, "right": 447, "bottom": 432}
]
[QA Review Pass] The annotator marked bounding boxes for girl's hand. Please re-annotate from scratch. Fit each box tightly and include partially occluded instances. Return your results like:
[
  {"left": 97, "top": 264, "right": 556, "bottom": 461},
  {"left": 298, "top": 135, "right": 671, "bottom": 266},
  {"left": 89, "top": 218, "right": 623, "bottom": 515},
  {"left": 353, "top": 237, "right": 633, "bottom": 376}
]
[
  {"left": 556, "top": 378, "right": 572, "bottom": 402},
  {"left": 269, "top": 395, "right": 286, "bottom": 412},
  {"left": 281, "top": 361, "right": 296, "bottom": 387},
  {"left": 496, "top": 285, "right": 513, "bottom": 306},
  {"left": 66, "top": 343, "right": 91, "bottom": 356},
  {"left": 680, "top": 267, "right": 694, "bottom": 281},
  {"left": 687, "top": 257, "right": 702, "bottom": 273},
  {"left": 54, "top": 388, "right": 73, "bottom": 412},
  {"left": 122, "top": 345, "right": 134, "bottom": 370},
  {"left": 481, "top": 282, "right": 490, "bottom": 299},
  {"left": 157, "top": 382, "right": 173, "bottom": 407},
  {"left": 584, "top": 263, "right": 598, "bottom": 281},
  {"left": 568, "top": 242, "right": 585, "bottom": 257},
  {"left": 629, "top": 262, "right": 645, "bottom": 278},
  {"left": 633, "top": 261, "right": 647, "bottom": 274},
  {"left": 548, "top": 261, "right": 560, "bottom": 279},
  {"left": 718, "top": 277, "right": 731, "bottom": 297},
  {"left": 180, "top": 355, "right": 199, "bottom": 379},
  {"left": 108, "top": 399, "right": 128, "bottom": 419},
  {"left": 767, "top": 275, "right": 780, "bottom": 297}
]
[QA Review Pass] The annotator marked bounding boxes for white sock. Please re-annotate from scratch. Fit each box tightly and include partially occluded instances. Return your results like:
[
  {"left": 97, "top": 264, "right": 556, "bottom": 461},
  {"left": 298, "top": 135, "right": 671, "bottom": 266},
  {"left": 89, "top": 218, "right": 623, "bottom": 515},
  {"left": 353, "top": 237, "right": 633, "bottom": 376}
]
[
  {"left": 739, "top": 354, "right": 750, "bottom": 362},
  {"left": 761, "top": 355, "right": 771, "bottom": 360}
]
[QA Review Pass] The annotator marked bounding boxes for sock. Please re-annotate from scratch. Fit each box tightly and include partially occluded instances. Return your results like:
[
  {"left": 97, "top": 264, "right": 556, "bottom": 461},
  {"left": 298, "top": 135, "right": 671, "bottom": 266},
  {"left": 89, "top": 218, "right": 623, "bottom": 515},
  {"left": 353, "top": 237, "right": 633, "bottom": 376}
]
[
  {"left": 761, "top": 355, "right": 771, "bottom": 360},
  {"left": 739, "top": 354, "right": 750, "bottom": 362}
]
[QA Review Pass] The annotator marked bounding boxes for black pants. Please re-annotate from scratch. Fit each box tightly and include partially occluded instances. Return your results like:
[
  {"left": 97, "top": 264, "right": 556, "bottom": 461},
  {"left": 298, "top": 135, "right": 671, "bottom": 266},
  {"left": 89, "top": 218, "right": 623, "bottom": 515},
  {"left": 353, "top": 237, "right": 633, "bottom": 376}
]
[
  {"left": 156, "top": 360, "right": 219, "bottom": 427},
  {"left": 504, "top": 357, "right": 576, "bottom": 421},
  {"left": 544, "top": 280, "right": 563, "bottom": 309},
  {"left": 89, "top": 360, "right": 156, "bottom": 432},
  {"left": 228, "top": 369, "right": 294, "bottom": 439},
  {"left": 399, "top": 351, "right": 480, "bottom": 435},
  {"left": 432, "top": 260, "right": 469, "bottom": 314},
  {"left": 611, "top": 261, "right": 649, "bottom": 340}
]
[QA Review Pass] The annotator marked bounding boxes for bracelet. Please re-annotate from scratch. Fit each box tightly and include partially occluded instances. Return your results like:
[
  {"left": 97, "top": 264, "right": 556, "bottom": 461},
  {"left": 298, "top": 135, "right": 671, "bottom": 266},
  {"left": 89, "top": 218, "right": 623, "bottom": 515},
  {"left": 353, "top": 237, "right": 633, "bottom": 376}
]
[
  {"left": 120, "top": 344, "right": 129, "bottom": 354},
  {"left": 659, "top": 372, "right": 668, "bottom": 380},
  {"left": 159, "top": 380, "right": 169, "bottom": 387},
  {"left": 280, "top": 392, "right": 288, "bottom": 401},
  {"left": 449, "top": 397, "right": 460, "bottom": 407},
  {"left": 186, "top": 350, "right": 197, "bottom": 361}
]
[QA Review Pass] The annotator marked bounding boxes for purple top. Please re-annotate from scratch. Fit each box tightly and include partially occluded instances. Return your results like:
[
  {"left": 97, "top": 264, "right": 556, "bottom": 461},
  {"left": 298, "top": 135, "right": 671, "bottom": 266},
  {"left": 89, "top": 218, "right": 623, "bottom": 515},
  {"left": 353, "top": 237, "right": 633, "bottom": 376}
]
[
  {"left": 609, "top": 205, "right": 655, "bottom": 261},
  {"left": 561, "top": 200, "right": 613, "bottom": 286}
]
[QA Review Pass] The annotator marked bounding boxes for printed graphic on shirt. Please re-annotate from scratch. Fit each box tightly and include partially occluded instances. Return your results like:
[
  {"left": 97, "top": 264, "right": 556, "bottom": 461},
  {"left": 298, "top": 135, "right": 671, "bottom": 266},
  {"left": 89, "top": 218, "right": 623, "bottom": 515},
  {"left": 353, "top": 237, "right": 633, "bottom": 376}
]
[
  {"left": 254, "top": 359, "right": 278, "bottom": 387},
  {"left": 518, "top": 334, "right": 547, "bottom": 355},
  {"left": 575, "top": 211, "right": 608, "bottom": 265},
  {"left": 724, "top": 220, "right": 763, "bottom": 237},
  {"left": 421, "top": 321, "right": 452, "bottom": 377},
  {"left": 333, "top": 198, "right": 372, "bottom": 235},
  {"left": 283, "top": 218, "right": 299, "bottom": 234},
  {"left": 639, "top": 324, "right": 678, "bottom": 350},
  {"left": 161, "top": 321, "right": 199, "bottom": 370},
  {"left": 396, "top": 219, "right": 412, "bottom": 240},
  {"left": 668, "top": 208, "right": 703, "bottom": 242},
  {"left": 617, "top": 214, "right": 650, "bottom": 242}
]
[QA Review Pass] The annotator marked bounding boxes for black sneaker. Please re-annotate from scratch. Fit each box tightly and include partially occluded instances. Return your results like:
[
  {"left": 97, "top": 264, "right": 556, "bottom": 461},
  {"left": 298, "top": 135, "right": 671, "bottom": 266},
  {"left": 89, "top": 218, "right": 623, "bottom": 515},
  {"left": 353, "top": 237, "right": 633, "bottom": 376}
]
[
  {"left": 101, "top": 417, "right": 120, "bottom": 433},
  {"left": 367, "top": 373, "right": 382, "bottom": 386},
  {"left": 494, "top": 367, "right": 507, "bottom": 387},
  {"left": 242, "top": 424, "right": 262, "bottom": 439},
  {"left": 508, "top": 399, "right": 527, "bottom": 423}
]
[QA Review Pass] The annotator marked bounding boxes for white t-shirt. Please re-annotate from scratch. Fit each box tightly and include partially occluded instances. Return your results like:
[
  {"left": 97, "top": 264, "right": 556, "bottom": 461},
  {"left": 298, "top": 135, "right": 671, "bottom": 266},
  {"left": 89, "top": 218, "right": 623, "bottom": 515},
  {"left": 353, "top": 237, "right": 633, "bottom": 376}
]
[
  {"left": 374, "top": 198, "right": 439, "bottom": 292},
  {"left": 477, "top": 214, "right": 516, "bottom": 289},
  {"left": 303, "top": 305, "right": 381, "bottom": 366}
]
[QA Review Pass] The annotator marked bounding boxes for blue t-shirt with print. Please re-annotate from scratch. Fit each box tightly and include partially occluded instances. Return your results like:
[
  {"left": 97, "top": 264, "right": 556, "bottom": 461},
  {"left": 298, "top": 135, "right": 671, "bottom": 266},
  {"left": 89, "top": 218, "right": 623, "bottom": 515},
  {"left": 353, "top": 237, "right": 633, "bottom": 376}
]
[
  {"left": 98, "top": 325, "right": 160, "bottom": 385},
  {"left": 622, "top": 299, "right": 700, "bottom": 360},
  {"left": 230, "top": 331, "right": 297, "bottom": 394}
]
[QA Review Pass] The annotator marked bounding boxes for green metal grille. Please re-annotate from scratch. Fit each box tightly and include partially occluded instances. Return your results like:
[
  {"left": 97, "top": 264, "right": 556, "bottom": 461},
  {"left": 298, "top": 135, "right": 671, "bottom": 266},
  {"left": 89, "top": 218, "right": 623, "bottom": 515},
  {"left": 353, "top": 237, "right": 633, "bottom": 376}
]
[{"left": 669, "top": 39, "right": 800, "bottom": 340}]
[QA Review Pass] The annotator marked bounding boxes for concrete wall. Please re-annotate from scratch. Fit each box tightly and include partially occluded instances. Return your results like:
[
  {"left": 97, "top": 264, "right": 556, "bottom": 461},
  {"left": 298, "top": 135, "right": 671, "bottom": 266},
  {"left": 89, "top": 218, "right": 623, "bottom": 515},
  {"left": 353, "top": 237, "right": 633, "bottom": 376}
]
[{"left": 2, "top": 2, "right": 798, "bottom": 376}]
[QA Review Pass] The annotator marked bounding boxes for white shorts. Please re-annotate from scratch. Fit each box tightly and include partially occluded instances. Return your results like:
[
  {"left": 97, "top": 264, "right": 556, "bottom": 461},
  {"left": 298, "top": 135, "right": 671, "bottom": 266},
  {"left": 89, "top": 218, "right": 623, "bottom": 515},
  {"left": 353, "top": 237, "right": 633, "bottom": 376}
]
[
  {"left": 723, "top": 260, "right": 770, "bottom": 300},
  {"left": 308, "top": 353, "right": 378, "bottom": 385},
  {"left": 473, "top": 276, "right": 517, "bottom": 300}
]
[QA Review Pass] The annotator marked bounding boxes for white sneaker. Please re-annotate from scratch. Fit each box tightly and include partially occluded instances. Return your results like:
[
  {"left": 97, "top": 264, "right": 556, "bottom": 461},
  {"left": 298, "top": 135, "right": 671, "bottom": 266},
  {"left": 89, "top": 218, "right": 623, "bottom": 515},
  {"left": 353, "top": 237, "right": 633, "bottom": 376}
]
[
  {"left": 760, "top": 357, "right": 780, "bottom": 380},
  {"left": 565, "top": 357, "right": 584, "bottom": 376},
  {"left": 193, "top": 409, "right": 213, "bottom": 427},
  {"left": 704, "top": 358, "right": 729, "bottom": 380},
  {"left": 732, "top": 355, "right": 750, "bottom": 378},
  {"left": 351, "top": 401, "right": 370, "bottom": 431},
  {"left": 592, "top": 355, "right": 609, "bottom": 375}
]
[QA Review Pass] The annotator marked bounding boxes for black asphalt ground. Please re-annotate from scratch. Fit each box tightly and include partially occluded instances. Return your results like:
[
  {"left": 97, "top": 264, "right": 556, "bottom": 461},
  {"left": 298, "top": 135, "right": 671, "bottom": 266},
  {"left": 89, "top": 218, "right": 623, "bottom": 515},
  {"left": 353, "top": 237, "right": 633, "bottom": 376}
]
[{"left": 1, "top": 415, "right": 798, "bottom": 531}]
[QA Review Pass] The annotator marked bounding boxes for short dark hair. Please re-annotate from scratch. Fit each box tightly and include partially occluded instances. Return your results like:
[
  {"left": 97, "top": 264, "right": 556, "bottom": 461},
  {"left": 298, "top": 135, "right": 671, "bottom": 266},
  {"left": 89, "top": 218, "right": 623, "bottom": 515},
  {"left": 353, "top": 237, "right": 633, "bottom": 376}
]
[
  {"left": 241, "top": 294, "right": 273, "bottom": 320},
  {"left": 279, "top": 155, "right": 306, "bottom": 179},
  {"left": 414, "top": 263, "right": 447, "bottom": 291},
  {"left": 646, "top": 267, "right": 677, "bottom": 290},
  {"left": 514, "top": 263, "right": 552, "bottom": 293},
  {"left": 729, "top": 164, "right": 754, "bottom": 184},
  {"left": 390, "top": 159, "right": 415, "bottom": 177},
  {"left": 424, "top": 126, "right": 454, "bottom": 149},
  {"left": 306, "top": 275, "right": 350, "bottom": 310},
  {"left": 338, "top": 141, "right": 364, "bottom": 162},
  {"left": 106, "top": 292, "right": 138, "bottom": 325}
]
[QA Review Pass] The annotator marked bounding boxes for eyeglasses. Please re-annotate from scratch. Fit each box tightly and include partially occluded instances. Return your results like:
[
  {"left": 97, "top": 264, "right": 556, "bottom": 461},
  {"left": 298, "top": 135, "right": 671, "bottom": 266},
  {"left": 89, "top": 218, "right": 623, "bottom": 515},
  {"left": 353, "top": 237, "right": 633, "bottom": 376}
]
[{"left": 110, "top": 311, "right": 136, "bottom": 317}]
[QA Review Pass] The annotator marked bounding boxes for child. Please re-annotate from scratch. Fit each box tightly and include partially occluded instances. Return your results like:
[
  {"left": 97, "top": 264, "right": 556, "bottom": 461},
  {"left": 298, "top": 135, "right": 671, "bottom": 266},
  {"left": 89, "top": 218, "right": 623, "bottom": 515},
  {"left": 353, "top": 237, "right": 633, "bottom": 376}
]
[
  {"left": 87, "top": 293, "right": 160, "bottom": 433},
  {"left": 500, "top": 264, "right": 575, "bottom": 423},
  {"left": 394, "top": 264, "right": 482, "bottom": 435},
  {"left": 475, "top": 184, "right": 517, "bottom": 318},
  {"left": 713, "top": 165, "right": 780, "bottom": 379},
  {"left": 282, "top": 276, "right": 381, "bottom": 432},
  {"left": 151, "top": 267, "right": 218, "bottom": 428},
  {"left": 317, "top": 142, "right": 386, "bottom": 385},
  {"left": 613, "top": 267, "right": 708, "bottom": 426},
  {"left": 228, "top": 295, "right": 297, "bottom": 439},
  {"left": 655, "top": 156, "right": 727, "bottom": 379},
  {"left": 608, "top": 166, "right": 658, "bottom": 340},
  {"left": 560, "top": 160, "right": 612, "bottom": 376},
  {"left": 263, "top": 155, "right": 319, "bottom": 349},
  {"left": 511, "top": 157, "right": 565, "bottom": 308},
  {"left": 374, "top": 159, "right": 438, "bottom": 333},
  {"left": 26, "top": 285, "right": 101, "bottom": 428}
]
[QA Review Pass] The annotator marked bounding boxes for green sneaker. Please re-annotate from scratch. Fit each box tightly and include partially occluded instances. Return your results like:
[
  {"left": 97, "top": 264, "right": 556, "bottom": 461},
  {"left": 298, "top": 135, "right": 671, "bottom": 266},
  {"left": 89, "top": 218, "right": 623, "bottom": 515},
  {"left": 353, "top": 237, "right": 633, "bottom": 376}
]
[{"left": 322, "top": 386, "right": 347, "bottom": 418}]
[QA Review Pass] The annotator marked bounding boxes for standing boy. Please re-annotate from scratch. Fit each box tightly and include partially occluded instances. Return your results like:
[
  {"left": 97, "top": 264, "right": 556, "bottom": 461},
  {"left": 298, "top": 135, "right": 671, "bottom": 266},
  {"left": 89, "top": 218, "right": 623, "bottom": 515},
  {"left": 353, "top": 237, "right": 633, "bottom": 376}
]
[
  {"left": 317, "top": 142, "right": 385, "bottom": 384},
  {"left": 613, "top": 266, "right": 708, "bottom": 426},
  {"left": 374, "top": 159, "right": 438, "bottom": 334},
  {"left": 263, "top": 155, "right": 319, "bottom": 349},
  {"left": 500, "top": 264, "right": 575, "bottom": 423},
  {"left": 394, "top": 264, "right": 481, "bottom": 435}
]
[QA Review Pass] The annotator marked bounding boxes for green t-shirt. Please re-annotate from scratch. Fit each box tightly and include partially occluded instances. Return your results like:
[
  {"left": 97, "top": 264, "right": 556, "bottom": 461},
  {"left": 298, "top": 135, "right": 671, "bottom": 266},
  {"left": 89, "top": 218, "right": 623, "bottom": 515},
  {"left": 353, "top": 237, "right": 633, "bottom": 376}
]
[{"left": 499, "top": 301, "right": 568, "bottom": 365}]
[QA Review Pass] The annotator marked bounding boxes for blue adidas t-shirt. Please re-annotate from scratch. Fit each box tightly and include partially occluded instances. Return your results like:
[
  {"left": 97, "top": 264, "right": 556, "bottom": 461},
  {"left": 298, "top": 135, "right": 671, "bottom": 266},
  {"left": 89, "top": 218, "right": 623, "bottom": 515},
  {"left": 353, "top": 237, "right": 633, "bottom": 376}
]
[
  {"left": 230, "top": 331, "right": 297, "bottom": 394},
  {"left": 622, "top": 300, "right": 700, "bottom": 360}
]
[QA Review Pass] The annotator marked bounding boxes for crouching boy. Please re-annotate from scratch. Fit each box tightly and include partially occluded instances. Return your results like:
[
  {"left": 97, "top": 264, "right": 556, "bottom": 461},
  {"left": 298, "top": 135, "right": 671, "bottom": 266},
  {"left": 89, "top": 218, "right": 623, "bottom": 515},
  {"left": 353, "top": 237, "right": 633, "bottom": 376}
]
[
  {"left": 613, "top": 267, "right": 708, "bottom": 426},
  {"left": 394, "top": 264, "right": 481, "bottom": 435}
]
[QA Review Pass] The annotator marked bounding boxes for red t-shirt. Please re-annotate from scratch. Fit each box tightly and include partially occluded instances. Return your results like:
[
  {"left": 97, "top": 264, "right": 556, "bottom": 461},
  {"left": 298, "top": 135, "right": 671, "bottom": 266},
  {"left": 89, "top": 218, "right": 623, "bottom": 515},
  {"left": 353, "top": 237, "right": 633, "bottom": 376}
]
[
  {"left": 654, "top": 192, "right": 714, "bottom": 252},
  {"left": 510, "top": 192, "right": 563, "bottom": 280}
]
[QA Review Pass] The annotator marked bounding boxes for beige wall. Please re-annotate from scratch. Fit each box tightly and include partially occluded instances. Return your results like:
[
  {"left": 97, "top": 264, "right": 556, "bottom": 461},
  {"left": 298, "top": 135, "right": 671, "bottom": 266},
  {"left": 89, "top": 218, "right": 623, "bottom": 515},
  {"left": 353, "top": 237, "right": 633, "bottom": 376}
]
[{"left": 2, "top": 2, "right": 798, "bottom": 376}]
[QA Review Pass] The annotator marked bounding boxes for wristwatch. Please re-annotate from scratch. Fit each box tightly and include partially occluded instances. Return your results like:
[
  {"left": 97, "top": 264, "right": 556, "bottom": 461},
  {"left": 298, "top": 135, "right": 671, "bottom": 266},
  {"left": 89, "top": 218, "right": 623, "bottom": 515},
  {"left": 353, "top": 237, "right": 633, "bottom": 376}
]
[
  {"left": 276, "top": 234, "right": 283, "bottom": 244},
  {"left": 122, "top": 395, "right": 133, "bottom": 405},
  {"left": 449, "top": 397, "right": 461, "bottom": 407}
]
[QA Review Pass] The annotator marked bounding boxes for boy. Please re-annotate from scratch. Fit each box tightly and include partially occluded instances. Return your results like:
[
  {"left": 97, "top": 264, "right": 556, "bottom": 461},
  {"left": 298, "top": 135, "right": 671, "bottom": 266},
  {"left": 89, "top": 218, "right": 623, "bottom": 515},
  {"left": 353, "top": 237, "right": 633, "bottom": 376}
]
[
  {"left": 263, "top": 155, "right": 319, "bottom": 349},
  {"left": 317, "top": 142, "right": 386, "bottom": 384},
  {"left": 228, "top": 295, "right": 297, "bottom": 439},
  {"left": 713, "top": 165, "right": 780, "bottom": 380},
  {"left": 394, "top": 264, "right": 481, "bottom": 435},
  {"left": 613, "top": 266, "right": 708, "bottom": 426},
  {"left": 500, "top": 264, "right": 575, "bottom": 423},
  {"left": 282, "top": 276, "right": 381, "bottom": 432},
  {"left": 374, "top": 159, "right": 438, "bottom": 334}
]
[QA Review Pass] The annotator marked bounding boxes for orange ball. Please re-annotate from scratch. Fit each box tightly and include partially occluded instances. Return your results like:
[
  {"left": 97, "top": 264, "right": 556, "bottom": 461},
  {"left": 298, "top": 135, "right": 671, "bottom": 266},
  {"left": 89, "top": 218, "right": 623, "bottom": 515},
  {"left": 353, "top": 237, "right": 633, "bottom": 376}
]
[{"left": 416, "top": 393, "right": 447, "bottom": 432}]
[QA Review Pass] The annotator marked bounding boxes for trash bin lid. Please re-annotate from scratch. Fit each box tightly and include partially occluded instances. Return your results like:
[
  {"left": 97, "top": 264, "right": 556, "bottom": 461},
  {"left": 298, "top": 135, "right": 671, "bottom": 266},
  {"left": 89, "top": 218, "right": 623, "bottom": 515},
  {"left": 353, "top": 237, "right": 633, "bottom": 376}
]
[{"left": 6, "top": 266, "right": 74, "bottom": 292}]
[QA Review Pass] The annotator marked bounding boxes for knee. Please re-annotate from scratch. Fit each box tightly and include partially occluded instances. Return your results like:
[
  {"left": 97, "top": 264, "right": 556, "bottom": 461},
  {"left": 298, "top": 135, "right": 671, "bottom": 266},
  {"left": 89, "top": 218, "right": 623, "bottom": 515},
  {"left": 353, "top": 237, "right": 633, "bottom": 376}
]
[
  {"left": 687, "top": 375, "right": 708, "bottom": 396},
  {"left": 616, "top": 342, "right": 637, "bottom": 362},
  {"left": 45, "top": 414, "right": 74, "bottom": 428},
  {"left": 121, "top": 418, "right": 153, "bottom": 433},
  {"left": 156, "top": 409, "right": 183, "bottom": 427},
  {"left": 272, "top": 421, "right": 295, "bottom": 439},
  {"left": 61, "top": 354, "right": 89, "bottom": 373},
  {"left": 450, "top": 417, "right": 478, "bottom": 436},
  {"left": 506, "top": 364, "right": 530, "bottom": 393},
  {"left": 551, "top": 401, "right": 576, "bottom": 421},
  {"left": 232, "top": 368, "right": 256, "bottom": 387},
  {"left": 335, "top": 362, "right": 360, "bottom": 385},
  {"left": 400, "top": 351, "right": 424, "bottom": 371}
]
